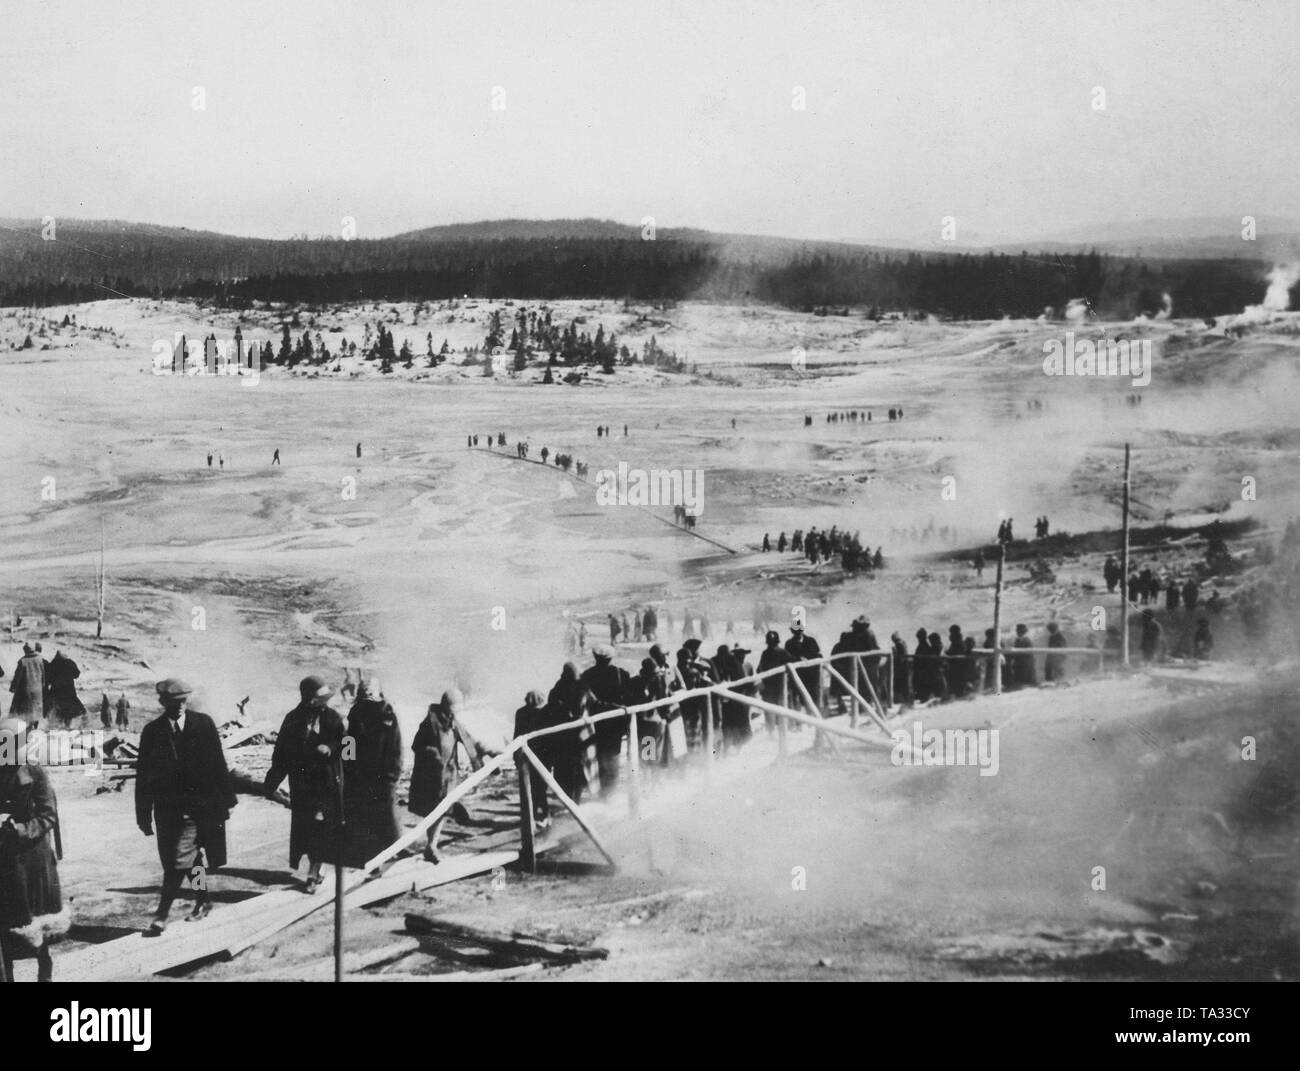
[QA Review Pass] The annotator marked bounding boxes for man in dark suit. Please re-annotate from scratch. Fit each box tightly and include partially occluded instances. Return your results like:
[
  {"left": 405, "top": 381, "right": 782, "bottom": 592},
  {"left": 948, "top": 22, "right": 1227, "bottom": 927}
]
[{"left": 135, "top": 679, "right": 236, "bottom": 934}]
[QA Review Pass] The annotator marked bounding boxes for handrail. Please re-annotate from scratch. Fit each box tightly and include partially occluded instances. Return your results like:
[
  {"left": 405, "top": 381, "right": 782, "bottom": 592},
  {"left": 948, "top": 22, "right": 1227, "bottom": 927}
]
[{"left": 363, "top": 643, "right": 1104, "bottom": 873}]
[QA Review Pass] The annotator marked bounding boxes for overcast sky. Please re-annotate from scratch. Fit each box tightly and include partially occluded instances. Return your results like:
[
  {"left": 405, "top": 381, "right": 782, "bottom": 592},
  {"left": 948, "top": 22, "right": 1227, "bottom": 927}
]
[{"left": 2, "top": 0, "right": 1296, "bottom": 242}]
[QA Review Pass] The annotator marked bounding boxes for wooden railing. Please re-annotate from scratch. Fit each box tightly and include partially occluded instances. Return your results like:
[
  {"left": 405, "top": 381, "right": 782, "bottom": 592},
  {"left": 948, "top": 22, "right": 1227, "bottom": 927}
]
[{"left": 364, "top": 642, "right": 1109, "bottom": 875}]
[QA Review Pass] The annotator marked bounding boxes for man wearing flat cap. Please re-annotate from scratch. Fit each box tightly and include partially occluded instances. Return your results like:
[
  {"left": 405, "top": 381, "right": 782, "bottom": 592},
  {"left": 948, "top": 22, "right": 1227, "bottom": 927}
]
[{"left": 135, "top": 678, "right": 236, "bottom": 933}]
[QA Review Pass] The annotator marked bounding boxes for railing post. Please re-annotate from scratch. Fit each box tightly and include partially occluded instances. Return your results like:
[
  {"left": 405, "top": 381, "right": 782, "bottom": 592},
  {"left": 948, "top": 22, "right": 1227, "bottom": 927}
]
[
  {"left": 777, "top": 673, "right": 789, "bottom": 758},
  {"left": 625, "top": 708, "right": 641, "bottom": 817},
  {"left": 849, "top": 654, "right": 860, "bottom": 729},
  {"left": 515, "top": 751, "right": 537, "bottom": 874},
  {"left": 885, "top": 650, "right": 893, "bottom": 708},
  {"left": 703, "top": 692, "right": 715, "bottom": 772}
]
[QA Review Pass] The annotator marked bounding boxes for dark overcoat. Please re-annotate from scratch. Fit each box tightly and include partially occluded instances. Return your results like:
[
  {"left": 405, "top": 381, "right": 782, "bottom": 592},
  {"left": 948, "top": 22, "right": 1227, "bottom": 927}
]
[
  {"left": 8, "top": 655, "right": 45, "bottom": 718},
  {"left": 343, "top": 699, "right": 403, "bottom": 866},
  {"left": 0, "top": 764, "right": 63, "bottom": 931},
  {"left": 265, "top": 703, "right": 346, "bottom": 868},
  {"left": 44, "top": 653, "right": 86, "bottom": 722},
  {"left": 135, "top": 711, "right": 236, "bottom": 870}
]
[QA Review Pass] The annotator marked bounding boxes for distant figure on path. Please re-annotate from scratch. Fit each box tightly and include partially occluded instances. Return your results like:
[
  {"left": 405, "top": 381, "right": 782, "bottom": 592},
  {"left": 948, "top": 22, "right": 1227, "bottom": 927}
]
[
  {"left": 272, "top": 449, "right": 281, "bottom": 465},
  {"left": 356, "top": 442, "right": 361, "bottom": 458},
  {"left": 207, "top": 453, "right": 213, "bottom": 468}
]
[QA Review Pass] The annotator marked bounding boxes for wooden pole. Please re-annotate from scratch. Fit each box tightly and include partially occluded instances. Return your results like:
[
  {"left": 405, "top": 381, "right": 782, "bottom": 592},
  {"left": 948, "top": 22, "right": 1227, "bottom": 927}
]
[
  {"left": 515, "top": 752, "right": 537, "bottom": 874},
  {"left": 624, "top": 708, "right": 640, "bottom": 817},
  {"left": 333, "top": 753, "right": 346, "bottom": 984},
  {"left": 849, "top": 655, "right": 860, "bottom": 729},
  {"left": 1121, "top": 442, "right": 1131, "bottom": 667},
  {"left": 702, "top": 693, "right": 714, "bottom": 771},
  {"left": 96, "top": 518, "right": 105, "bottom": 640},
  {"left": 787, "top": 665, "right": 836, "bottom": 753},
  {"left": 519, "top": 745, "right": 616, "bottom": 867},
  {"left": 825, "top": 660, "right": 888, "bottom": 733},
  {"left": 777, "top": 673, "right": 789, "bottom": 758},
  {"left": 714, "top": 688, "right": 917, "bottom": 757},
  {"left": 992, "top": 541, "right": 1005, "bottom": 696}
]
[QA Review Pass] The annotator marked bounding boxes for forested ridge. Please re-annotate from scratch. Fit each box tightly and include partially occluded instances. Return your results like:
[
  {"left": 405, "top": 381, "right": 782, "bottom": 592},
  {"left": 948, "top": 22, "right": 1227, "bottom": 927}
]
[{"left": 0, "top": 218, "right": 1279, "bottom": 318}]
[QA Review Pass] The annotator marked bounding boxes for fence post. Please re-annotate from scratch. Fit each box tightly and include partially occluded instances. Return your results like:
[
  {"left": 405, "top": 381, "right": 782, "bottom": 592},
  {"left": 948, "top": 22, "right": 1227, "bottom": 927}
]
[
  {"left": 625, "top": 708, "right": 641, "bottom": 817},
  {"left": 703, "top": 693, "right": 715, "bottom": 773},
  {"left": 777, "top": 673, "right": 789, "bottom": 758},
  {"left": 849, "top": 655, "right": 859, "bottom": 729},
  {"left": 515, "top": 751, "right": 537, "bottom": 874}
]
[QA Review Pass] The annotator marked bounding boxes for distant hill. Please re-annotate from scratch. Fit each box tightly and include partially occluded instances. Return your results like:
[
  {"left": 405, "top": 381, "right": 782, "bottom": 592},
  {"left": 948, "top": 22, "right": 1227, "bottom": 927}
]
[
  {"left": 995, "top": 216, "right": 1300, "bottom": 260},
  {"left": 0, "top": 215, "right": 1286, "bottom": 317}
]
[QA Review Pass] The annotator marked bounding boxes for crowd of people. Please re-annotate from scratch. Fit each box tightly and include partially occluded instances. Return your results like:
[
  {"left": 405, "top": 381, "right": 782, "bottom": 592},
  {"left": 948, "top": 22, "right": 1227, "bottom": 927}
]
[
  {"left": 760, "top": 527, "right": 885, "bottom": 572},
  {"left": 802, "top": 408, "right": 905, "bottom": 427},
  {"left": 4, "top": 642, "right": 96, "bottom": 729}
]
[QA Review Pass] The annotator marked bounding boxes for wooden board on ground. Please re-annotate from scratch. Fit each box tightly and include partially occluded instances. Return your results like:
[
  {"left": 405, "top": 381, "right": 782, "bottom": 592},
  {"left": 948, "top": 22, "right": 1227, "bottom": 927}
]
[{"left": 59, "top": 846, "right": 545, "bottom": 981}]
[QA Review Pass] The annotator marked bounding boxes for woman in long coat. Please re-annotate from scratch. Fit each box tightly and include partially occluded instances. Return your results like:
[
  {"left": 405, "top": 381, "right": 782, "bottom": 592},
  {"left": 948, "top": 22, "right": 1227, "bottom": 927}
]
[
  {"left": 8, "top": 646, "right": 44, "bottom": 723},
  {"left": 264, "top": 676, "right": 346, "bottom": 892},
  {"left": 545, "top": 663, "right": 592, "bottom": 802},
  {"left": 0, "top": 719, "right": 69, "bottom": 982},
  {"left": 409, "top": 689, "right": 495, "bottom": 862},
  {"left": 513, "top": 690, "right": 555, "bottom": 825},
  {"left": 343, "top": 678, "right": 403, "bottom": 868}
]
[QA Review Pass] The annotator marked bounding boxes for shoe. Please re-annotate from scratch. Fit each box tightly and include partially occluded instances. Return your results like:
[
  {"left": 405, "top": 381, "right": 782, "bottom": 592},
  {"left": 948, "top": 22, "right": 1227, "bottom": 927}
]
[
  {"left": 145, "top": 917, "right": 167, "bottom": 937},
  {"left": 186, "top": 900, "right": 212, "bottom": 922},
  {"left": 422, "top": 847, "right": 442, "bottom": 865},
  {"left": 303, "top": 874, "right": 323, "bottom": 894}
]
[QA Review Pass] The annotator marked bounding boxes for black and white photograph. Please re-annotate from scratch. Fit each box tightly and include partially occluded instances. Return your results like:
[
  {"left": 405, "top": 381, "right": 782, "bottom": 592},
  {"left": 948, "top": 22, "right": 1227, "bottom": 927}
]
[{"left": 0, "top": 0, "right": 1295, "bottom": 1025}]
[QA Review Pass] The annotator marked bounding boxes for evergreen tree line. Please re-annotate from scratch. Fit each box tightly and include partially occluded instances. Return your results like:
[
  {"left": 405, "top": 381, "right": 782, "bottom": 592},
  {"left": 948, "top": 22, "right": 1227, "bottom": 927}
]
[{"left": 0, "top": 227, "right": 1280, "bottom": 319}]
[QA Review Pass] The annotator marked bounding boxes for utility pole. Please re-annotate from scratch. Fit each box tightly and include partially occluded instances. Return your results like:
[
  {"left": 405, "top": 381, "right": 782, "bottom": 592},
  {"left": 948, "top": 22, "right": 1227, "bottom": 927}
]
[
  {"left": 334, "top": 754, "right": 346, "bottom": 983},
  {"left": 96, "top": 518, "right": 106, "bottom": 639},
  {"left": 1121, "top": 443, "right": 1131, "bottom": 666},
  {"left": 992, "top": 539, "right": 1006, "bottom": 695}
]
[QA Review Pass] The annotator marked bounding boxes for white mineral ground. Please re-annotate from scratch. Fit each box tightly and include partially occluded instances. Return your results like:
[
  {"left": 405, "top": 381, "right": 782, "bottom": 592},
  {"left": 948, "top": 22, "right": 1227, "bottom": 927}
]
[{"left": 1, "top": 298, "right": 1297, "bottom": 979}]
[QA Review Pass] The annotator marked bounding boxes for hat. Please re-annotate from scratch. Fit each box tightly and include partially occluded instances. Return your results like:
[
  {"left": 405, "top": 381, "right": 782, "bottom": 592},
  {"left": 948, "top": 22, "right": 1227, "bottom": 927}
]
[
  {"left": 640, "top": 658, "right": 658, "bottom": 674},
  {"left": 592, "top": 644, "right": 615, "bottom": 660},
  {"left": 765, "top": 630, "right": 780, "bottom": 645},
  {"left": 155, "top": 678, "right": 194, "bottom": 700},
  {"left": 298, "top": 675, "right": 334, "bottom": 701},
  {"left": 853, "top": 615, "right": 868, "bottom": 627},
  {"left": 440, "top": 687, "right": 464, "bottom": 710},
  {"left": 683, "top": 637, "right": 702, "bottom": 650},
  {"left": 357, "top": 677, "right": 383, "bottom": 700},
  {"left": 21, "top": 643, "right": 33, "bottom": 655},
  {"left": 650, "top": 644, "right": 667, "bottom": 662}
]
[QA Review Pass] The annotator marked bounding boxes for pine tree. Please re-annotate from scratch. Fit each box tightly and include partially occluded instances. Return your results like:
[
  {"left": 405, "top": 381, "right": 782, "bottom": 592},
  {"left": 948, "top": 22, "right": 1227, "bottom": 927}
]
[
  {"left": 485, "top": 310, "right": 503, "bottom": 354},
  {"left": 278, "top": 324, "right": 292, "bottom": 365}
]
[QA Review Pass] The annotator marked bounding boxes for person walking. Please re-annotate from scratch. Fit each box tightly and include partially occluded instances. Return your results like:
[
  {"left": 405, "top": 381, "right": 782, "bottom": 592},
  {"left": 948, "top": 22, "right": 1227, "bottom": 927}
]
[
  {"left": 0, "top": 718, "right": 70, "bottom": 982},
  {"left": 409, "top": 690, "right": 497, "bottom": 863},
  {"left": 264, "top": 676, "right": 346, "bottom": 893},
  {"left": 135, "top": 679, "right": 235, "bottom": 933},
  {"left": 343, "top": 678, "right": 403, "bottom": 867}
]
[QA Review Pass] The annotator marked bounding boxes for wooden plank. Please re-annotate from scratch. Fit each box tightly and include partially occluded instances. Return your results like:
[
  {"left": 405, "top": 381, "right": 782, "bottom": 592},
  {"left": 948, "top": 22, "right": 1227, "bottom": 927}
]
[
  {"left": 242, "top": 939, "right": 420, "bottom": 982},
  {"left": 342, "top": 963, "right": 546, "bottom": 982},
  {"left": 404, "top": 913, "right": 608, "bottom": 962}
]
